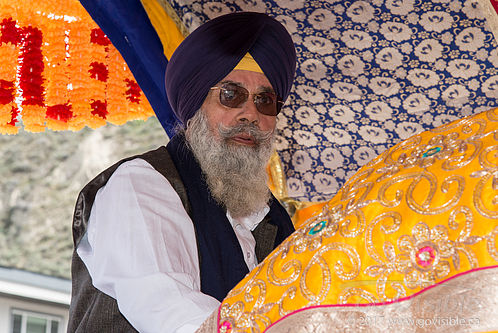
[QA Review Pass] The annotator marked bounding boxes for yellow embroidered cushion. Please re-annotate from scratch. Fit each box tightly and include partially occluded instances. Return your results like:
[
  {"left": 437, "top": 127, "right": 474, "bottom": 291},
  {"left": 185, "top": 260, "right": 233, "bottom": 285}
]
[{"left": 210, "top": 108, "right": 498, "bottom": 333}]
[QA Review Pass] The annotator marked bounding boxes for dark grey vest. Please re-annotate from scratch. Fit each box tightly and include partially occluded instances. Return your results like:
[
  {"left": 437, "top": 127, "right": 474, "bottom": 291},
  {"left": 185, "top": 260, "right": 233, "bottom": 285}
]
[{"left": 68, "top": 146, "right": 292, "bottom": 332}]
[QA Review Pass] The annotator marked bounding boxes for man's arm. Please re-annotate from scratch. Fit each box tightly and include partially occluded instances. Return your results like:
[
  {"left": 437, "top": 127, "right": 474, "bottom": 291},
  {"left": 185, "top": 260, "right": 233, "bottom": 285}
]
[{"left": 77, "top": 158, "right": 219, "bottom": 332}]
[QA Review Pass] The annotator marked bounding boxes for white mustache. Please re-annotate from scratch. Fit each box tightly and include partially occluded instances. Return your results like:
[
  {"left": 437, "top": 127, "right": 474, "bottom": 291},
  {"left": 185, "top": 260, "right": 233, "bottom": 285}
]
[{"left": 218, "top": 123, "right": 273, "bottom": 145}]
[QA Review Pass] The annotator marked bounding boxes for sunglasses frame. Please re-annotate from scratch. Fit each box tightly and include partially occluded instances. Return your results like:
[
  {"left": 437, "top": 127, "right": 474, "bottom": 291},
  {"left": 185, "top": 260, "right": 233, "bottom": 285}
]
[{"left": 210, "top": 82, "right": 283, "bottom": 116}]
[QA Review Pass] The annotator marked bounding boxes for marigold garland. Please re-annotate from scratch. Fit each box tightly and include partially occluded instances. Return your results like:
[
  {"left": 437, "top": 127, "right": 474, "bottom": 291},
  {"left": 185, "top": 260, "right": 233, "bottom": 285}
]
[
  {"left": 0, "top": 0, "right": 156, "bottom": 134},
  {"left": 0, "top": 17, "right": 20, "bottom": 133}
]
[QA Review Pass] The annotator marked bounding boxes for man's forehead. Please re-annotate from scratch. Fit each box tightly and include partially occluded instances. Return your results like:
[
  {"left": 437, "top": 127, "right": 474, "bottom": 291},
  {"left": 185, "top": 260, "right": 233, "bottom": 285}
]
[{"left": 219, "top": 69, "right": 274, "bottom": 90}]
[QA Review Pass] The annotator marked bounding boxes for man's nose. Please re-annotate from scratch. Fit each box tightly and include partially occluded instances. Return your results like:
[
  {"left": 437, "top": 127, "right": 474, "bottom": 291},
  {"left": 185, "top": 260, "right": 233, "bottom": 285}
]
[{"left": 236, "top": 98, "right": 260, "bottom": 125}]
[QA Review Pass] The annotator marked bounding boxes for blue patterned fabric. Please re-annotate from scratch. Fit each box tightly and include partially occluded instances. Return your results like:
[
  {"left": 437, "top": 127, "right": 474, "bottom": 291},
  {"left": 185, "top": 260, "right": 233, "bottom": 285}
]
[{"left": 166, "top": 0, "right": 498, "bottom": 201}]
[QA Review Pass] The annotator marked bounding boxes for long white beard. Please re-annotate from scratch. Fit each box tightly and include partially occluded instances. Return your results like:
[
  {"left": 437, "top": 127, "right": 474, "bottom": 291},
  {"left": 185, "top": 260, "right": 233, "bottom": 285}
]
[{"left": 185, "top": 110, "right": 274, "bottom": 218}]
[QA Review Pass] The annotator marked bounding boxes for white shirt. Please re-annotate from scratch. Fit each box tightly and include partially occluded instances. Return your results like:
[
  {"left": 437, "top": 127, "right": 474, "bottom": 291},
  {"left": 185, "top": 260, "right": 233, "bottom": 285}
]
[{"left": 77, "top": 158, "right": 268, "bottom": 333}]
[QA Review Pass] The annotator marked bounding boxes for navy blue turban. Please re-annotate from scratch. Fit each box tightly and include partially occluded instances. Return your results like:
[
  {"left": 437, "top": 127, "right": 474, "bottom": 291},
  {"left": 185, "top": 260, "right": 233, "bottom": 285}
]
[{"left": 165, "top": 12, "right": 297, "bottom": 126}]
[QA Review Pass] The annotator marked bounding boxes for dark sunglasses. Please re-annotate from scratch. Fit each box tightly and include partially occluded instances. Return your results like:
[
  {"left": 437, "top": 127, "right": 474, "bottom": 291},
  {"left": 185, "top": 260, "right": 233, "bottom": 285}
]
[{"left": 210, "top": 82, "right": 283, "bottom": 116}]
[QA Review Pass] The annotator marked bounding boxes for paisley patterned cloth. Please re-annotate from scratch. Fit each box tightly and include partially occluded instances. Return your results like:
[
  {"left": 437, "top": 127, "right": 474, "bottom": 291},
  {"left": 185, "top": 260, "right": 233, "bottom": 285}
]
[
  {"left": 167, "top": 0, "right": 498, "bottom": 202},
  {"left": 196, "top": 107, "right": 498, "bottom": 332}
]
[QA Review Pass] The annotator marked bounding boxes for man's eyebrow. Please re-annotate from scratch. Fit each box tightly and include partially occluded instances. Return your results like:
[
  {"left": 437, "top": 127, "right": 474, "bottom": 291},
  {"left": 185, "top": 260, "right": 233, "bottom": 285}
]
[
  {"left": 219, "top": 80, "right": 240, "bottom": 86},
  {"left": 219, "top": 80, "right": 275, "bottom": 93}
]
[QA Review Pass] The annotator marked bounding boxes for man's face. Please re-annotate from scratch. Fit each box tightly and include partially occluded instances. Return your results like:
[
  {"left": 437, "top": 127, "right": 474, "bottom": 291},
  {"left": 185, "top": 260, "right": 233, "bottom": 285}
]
[{"left": 200, "top": 70, "right": 278, "bottom": 146}]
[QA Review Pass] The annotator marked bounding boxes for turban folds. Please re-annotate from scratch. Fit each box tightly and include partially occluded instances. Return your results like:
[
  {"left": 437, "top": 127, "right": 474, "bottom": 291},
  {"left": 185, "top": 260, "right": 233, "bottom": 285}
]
[{"left": 165, "top": 12, "right": 297, "bottom": 125}]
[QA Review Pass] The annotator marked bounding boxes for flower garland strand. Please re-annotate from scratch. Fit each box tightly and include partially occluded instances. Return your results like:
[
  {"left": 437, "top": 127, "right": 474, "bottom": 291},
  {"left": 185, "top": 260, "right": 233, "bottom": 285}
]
[
  {"left": 0, "top": 14, "right": 20, "bottom": 134},
  {"left": 0, "top": 0, "right": 156, "bottom": 134}
]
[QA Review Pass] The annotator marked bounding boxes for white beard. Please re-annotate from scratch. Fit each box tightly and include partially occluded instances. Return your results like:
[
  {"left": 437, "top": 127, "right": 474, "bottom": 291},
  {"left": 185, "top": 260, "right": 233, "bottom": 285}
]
[{"left": 185, "top": 110, "right": 274, "bottom": 218}]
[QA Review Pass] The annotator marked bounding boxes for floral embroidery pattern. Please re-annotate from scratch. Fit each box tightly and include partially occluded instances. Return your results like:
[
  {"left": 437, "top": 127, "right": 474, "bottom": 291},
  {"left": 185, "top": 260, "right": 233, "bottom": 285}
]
[{"left": 216, "top": 110, "right": 497, "bottom": 332}]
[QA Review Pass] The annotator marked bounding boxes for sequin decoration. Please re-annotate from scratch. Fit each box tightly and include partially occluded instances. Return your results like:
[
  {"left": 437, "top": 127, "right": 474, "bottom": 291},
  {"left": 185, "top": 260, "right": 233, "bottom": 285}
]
[
  {"left": 213, "top": 108, "right": 498, "bottom": 333},
  {"left": 308, "top": 220, "right": 327, "bottom": 235}
]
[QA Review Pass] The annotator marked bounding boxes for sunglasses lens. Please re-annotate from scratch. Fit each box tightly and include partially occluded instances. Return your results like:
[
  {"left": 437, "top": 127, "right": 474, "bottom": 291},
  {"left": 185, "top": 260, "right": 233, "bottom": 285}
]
[
  {"left": 254, "top": 92, "right": 278, "bottom": 116},
  {"left": 219, "top": 84, "right": 248, "bottom": 108},
  {"left": 217, "top": 83, "right": 281, "bottom": 116}
]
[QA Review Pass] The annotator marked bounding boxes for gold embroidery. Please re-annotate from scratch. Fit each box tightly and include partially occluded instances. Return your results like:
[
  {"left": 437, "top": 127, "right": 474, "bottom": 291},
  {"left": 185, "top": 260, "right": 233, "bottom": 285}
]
[{"left": 212, "top": 109, "right": 498, "bottom": 333}]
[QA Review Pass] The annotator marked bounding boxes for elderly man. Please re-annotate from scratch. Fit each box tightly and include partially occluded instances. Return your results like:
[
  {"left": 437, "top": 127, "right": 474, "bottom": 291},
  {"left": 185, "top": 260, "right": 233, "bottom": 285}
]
[{"left": 68, "top": 12, "right": 296, "bottom": 333}]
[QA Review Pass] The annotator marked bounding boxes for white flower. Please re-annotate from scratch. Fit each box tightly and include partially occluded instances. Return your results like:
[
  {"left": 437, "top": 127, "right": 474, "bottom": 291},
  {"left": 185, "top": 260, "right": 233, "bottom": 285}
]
[
  {"left": 238, "top": 0, "right": 267, "bottom": 12},
  {"left": 313, "top": 173, "right": 339, "bottom": 195},
  {"left": 407, "top": 12, "right": 419, "bottom": 24},
  {"left": 202, "top": 3, "right": 232, "bottom": 19},
  {"left": 433, "top": 114, "right": 459, "bottom": 127},
  {"left": 294, "top": 130, "right": 319, "bottom": 146},
  {"left": 335, "top": 168, "right": 346, "bottom": 178},
  {"left": 455, "top": 27, "right": 485, "bottom": 52},
  {"left": 386, "top": 0, "right": 414, "bottom": 15},
  {"left": 295, "top": 106, "right": 320, "bottom": 126},
  {"left": 324, "top": 56, "right": 337, "bottom": 67},
  {"left": 302, "top": 171, "right": 314, "bottom": 182},
  {"left": 441, "top": 84, "right": 470, "bottom": 106},
  {"left": 333, "top": 4, "right": 345, "bottom": 15},
  {"left": 275, "top": 15, "right": 299, "bottom": 35},
  {"left": 301, "top": 58, "right": 328, "bottom": 80},
  {"left": 395, "top": 68, "right": 407, "bottom": 79},
  {"left": 182, "top": 13, "right": 204, "bottom": 31},
  {"left": 313, "top": 124, "right": 324, "bottom": 134},
  {"left": 341, "top": 146, "right": 353, "bottom": 157},
  {"left": 320, "top": 147, "right": 344, "bottom": 169},
  {"left": 276, "top": 112, "right": 289, "bottom": 128},
  {"left": 351, "top": 102, "right": 363, "bottom": 112},
  {"left": 384, "top": 120, "right": 396, "bottom": 130},
  {"left": 368, "top": 77, "right": 400, "bottom": 97},
  {"left": 308, "top": 9, "right": 337, "bottom": 30},
  {"left": 434, "top": 59, "right": 447, "bottom": 71},
  {"left": 419, "top": 11, "right": 453, "bottom": 32},
  {"left": 295, "top": 85, "right": 326, "bottom": 103},
  {"left": 291, "top": 150, "right": 313, "bottom": 172},
  {"left": 303, "top": 36, "right": 335, "bottom": 55},
  {"left": 490, "top": 49, "right": 498, "bottom": 68},
  {"left": 357, "top": 75, "right": 370, "bottom": 86},
  {"left": 273, "top": 135, "right": 289, "bottom": 150},
  {"left": 467, "top": 78, "right": 480, "bottom": 91},
  {"left": 286, "top": 177, "right": 305, "bottom": 197},
  {"left": 449, "top": 0, "right": 462, "bottom": 11},
  {"left": 447, "top": 59, "right": 480, "bottom": 79},
  {"left": 367, "top": 21, "right": 380, "bottom": 33},
  {"left": 323, "top": 127, "right": 353, "bottom": 145},
  {"left": 375, "top": 47, "right": 403, "bottom": 70},
  {"left": 400, "top": 42, "right": 413, "bottom": 54},
  {"left": 330, "top": 105, "right": 355, "bottom": 124},
  {"left": 422, "top": 113, "right": 434, "bottom": 125},
  {"left": 365, "top": 101, "right": 393, "bottom": 121},
  {"left": 338, "top": 55, "right": 366, "bottom": 77},
  {"left": 427, "top": 88, "right": 440, "bottom": 99},
  {"left": 346, "top": 1, "right": 375, "bottom": 23},
  {"left": 406, "top": 69, "right": 440, "bottom": 88},
  {"left": 274, "top": 0, "right": 305, "bottom": 11},
  {"left": 482, "top": 75, "right": 498, "bottom": 99},
  {"left": 403, "top": 93, "right": 431, "bottom": 114},
  {"left": 395, "top": 122, "right": 424, "bottom": 140},
  {"left": 414, "top": 39, "right": 443, "bottom": 62},
  {"left": 354, "top": 146, "right": 377, "bottom": 166},
  {"left": 342, "top": 30, "right": 373, "bottom": 50},
  {"left": 347, "top": 123, "right": 359, "bottom": 132},
  {"left": 476, "top": 49, "right": 489, "bottom": 61},
  {"left": 319, "top": 79, "right": 331, "bottom": 90},
  {"left": 379, "top": 22, "right": 412, "bottom": 42},
  {"left": 389, "top": 97, "right": 402, "bottom": 108},
  {"left": 359, "top": 125, "right": 388, "bottom": 144},
  {"left": 331, "top": 82, "right": 363, "bottom": 101},
  {"left": 441, "top": 32, "right": 453, "bottom": 44},
  {"left": 462, "top": 0, "right": 484, "bottom": 19}
]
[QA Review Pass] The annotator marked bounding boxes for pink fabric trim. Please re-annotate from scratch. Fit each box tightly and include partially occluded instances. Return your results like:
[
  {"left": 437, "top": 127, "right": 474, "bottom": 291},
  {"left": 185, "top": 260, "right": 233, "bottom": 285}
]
[{"left": 215, "top": 265, "right": 498, "bottom": 332}]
